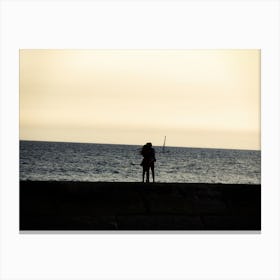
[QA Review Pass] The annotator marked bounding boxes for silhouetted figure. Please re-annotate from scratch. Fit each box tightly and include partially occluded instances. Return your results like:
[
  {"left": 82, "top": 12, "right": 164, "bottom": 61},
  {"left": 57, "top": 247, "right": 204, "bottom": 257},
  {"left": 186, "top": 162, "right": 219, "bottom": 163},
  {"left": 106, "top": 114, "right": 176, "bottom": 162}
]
[{"left": 140, "top": 142, "right": 156, "bottom": 183}]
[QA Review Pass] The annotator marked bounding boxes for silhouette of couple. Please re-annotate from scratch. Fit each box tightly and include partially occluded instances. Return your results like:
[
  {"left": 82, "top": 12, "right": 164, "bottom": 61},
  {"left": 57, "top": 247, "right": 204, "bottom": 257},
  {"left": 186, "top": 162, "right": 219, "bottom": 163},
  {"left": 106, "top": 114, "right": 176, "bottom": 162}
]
[{"left": 140, "top": 142, "right": 156, "bottom": 183}]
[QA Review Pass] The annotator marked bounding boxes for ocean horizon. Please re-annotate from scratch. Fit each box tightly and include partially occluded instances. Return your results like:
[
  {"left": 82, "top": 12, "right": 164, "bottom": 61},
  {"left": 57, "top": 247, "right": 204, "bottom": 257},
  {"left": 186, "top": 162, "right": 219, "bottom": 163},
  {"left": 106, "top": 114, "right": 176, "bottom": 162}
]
[{"left": 19, "top": 139, "right": 260, "bottom": 151}]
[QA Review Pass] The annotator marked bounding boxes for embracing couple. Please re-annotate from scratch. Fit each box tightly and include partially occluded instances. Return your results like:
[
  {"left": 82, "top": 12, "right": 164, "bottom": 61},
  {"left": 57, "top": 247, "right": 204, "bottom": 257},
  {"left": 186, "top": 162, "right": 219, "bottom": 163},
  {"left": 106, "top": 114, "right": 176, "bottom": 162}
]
[{"left": 140, "top": 142, "right": 156, "bottom": 183}]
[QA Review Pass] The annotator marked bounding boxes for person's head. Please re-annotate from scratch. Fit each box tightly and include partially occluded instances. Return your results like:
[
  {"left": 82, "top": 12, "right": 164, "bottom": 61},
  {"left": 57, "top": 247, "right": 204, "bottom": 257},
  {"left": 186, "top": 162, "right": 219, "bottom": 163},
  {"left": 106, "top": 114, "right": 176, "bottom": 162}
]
[{"left": 146, "top": 142, "right": 152, "bottom": 147}]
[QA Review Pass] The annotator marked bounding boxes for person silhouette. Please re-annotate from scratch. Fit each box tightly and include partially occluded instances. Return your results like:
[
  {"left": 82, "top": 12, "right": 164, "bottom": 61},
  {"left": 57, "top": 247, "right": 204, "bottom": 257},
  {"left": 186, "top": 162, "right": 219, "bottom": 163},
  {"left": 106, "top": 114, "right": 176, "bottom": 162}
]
[{"left": 140, "top": 142, "right": 156, "bottom": 183}]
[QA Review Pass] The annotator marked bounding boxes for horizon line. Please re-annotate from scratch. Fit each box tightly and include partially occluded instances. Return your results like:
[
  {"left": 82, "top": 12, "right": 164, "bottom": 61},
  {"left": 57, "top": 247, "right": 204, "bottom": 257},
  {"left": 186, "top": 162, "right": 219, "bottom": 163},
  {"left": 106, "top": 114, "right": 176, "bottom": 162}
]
[{"left": 19, "top": 139, "right": 261, "bottom": 152}]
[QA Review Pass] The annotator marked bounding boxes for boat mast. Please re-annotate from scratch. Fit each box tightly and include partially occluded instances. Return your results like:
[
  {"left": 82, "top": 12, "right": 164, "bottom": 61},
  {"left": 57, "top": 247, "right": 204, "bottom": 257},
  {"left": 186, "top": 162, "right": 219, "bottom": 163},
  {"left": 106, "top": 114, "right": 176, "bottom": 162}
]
[{"left": 162, "top": 136, "right": 166, "bottom": 152}]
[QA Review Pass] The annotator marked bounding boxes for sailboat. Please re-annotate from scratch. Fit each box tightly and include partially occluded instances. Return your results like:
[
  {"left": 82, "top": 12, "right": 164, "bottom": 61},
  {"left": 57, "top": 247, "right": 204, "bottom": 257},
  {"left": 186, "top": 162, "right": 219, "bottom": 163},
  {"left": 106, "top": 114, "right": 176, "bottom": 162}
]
[{"left": 162, "top": 136, "right": 166, "bottom": 153}]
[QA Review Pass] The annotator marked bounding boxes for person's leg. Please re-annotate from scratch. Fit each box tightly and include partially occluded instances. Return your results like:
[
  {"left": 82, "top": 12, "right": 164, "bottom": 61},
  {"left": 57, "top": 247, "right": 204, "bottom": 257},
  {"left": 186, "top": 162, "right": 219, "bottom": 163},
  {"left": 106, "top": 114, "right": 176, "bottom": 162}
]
[
  {"left": 151, "top": 163, "right": 155, "bottom": 182},
  {"left": 142, "top": 166, "right": 146, "bottom": 183},
  {"left": 146, "top": 168, "right": 150, "bottom": 183}
]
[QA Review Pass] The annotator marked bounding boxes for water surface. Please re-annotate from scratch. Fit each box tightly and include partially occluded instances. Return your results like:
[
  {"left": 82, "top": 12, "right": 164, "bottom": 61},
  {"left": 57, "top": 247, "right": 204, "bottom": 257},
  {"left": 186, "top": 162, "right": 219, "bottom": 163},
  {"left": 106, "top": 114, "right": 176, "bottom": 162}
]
[{"left": 20, "top": 141, "right": 261, "bottom": 184}]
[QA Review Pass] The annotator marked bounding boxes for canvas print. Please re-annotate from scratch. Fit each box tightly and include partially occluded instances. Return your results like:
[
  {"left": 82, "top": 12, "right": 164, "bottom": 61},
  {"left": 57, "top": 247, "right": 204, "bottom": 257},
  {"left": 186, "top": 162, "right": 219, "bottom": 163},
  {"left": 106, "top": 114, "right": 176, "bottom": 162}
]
[{"left": 20, "top": 50, "right": 261, "bottom": 230}]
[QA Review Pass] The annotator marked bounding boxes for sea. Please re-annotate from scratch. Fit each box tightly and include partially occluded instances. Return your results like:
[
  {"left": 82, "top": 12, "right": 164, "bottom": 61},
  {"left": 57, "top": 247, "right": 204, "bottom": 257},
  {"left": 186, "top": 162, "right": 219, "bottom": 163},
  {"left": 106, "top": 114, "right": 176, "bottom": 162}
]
[{"left": 20, "top": 141, "right": 261, "bottom": 184}]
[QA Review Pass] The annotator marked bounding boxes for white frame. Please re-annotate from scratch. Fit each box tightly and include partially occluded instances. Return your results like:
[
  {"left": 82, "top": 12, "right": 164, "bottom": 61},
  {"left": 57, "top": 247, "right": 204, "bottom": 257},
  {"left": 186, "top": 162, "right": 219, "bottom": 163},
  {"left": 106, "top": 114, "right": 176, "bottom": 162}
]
[{"left": 1, "top": 0, "right": 279, "bottom": 279}]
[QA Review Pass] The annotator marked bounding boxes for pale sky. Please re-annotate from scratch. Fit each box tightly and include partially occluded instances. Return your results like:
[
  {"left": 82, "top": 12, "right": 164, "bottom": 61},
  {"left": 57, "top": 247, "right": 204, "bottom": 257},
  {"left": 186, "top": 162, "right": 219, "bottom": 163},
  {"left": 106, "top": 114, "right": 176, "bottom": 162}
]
[{"left": 20, "top": 50, "right": 260, "bottom": 150}]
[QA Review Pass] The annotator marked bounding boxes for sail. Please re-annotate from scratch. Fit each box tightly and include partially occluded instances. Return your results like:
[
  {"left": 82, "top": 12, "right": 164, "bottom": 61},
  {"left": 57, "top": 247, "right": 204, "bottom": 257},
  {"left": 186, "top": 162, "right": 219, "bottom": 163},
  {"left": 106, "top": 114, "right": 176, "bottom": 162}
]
[{"left": 162, "top": 136, "right": 166, "bottom": 152}]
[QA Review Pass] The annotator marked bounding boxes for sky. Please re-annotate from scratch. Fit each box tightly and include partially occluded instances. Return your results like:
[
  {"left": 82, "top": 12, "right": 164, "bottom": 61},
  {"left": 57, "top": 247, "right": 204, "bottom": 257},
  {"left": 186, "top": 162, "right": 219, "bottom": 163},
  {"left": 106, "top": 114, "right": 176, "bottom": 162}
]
[{"left": 20, "top": 50, "right": 260, "bottom": 150}]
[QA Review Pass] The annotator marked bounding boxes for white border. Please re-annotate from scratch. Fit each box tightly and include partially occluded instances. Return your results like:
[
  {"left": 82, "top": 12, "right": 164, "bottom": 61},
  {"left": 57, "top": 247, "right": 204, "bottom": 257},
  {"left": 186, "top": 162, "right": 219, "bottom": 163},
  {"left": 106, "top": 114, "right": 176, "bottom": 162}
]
[{"left": 1, "top": 0, "right": 279, "bottom": 280}]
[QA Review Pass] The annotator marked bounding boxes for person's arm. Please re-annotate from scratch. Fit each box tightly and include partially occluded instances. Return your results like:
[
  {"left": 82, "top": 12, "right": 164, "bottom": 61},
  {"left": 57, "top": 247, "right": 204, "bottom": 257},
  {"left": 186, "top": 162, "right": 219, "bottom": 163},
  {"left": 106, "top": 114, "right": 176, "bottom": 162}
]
[{"left": 152, "top": 148, "right": 156, "bottom": 161}]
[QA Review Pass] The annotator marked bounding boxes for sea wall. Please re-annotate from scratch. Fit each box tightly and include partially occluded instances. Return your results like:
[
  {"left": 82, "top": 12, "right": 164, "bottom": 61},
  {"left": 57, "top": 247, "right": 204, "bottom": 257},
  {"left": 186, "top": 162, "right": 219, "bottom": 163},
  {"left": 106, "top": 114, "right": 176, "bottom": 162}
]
[{"left": 20, "top": 181, "right": 261, "bottom": 231}]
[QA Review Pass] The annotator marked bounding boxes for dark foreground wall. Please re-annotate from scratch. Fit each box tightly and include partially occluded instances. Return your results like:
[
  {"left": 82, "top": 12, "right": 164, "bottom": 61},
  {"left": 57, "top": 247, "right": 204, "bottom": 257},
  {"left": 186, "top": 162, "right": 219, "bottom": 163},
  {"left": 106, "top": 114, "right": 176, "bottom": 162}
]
[{"left": 20, "top": 181, "right": 261, "bottom": 231}]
